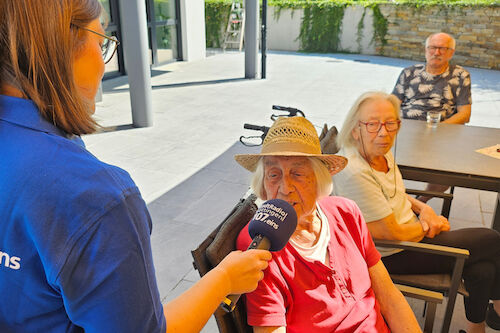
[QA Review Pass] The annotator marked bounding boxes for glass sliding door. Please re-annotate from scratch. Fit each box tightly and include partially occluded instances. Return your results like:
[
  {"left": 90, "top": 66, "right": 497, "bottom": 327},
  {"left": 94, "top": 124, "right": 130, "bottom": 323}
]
[
  {"left": 97, "top": 0, "right": 181, "bottom": 78},
  {"left": 156, "top": 25, "right": 178, "bottom": 63},
  {"left": 98, "top": 0, "right": 124, "bottom": 78},
  {"left": 147, "top": 0, "right": 181, "bottom": 66}
]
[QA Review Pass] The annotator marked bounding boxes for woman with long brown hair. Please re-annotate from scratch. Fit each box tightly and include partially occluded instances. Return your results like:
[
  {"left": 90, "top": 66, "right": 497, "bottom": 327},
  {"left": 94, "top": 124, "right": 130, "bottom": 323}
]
[{"left": 0, "top": 1, "right": 270, "bottom": 332}]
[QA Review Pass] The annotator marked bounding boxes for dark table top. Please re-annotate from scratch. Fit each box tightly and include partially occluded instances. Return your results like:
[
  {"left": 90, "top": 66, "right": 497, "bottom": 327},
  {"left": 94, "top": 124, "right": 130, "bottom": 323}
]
[{"left": 395, "top": 119, "right": 500, "bottom": 181}]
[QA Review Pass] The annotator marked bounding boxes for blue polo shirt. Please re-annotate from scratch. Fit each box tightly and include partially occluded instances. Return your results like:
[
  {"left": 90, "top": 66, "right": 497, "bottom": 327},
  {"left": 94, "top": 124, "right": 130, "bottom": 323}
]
[{"left": 0, "top": 95, "right": 166, "bottom": 332}]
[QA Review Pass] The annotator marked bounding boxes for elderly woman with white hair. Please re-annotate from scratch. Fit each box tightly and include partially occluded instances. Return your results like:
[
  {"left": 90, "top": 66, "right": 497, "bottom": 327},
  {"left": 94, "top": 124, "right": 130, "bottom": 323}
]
[
  {"left": 234, "top": 116, "right": 420, "bottom": 333},
  {"left": 333, "top": 91, "right": 500, "bottom": 333}
]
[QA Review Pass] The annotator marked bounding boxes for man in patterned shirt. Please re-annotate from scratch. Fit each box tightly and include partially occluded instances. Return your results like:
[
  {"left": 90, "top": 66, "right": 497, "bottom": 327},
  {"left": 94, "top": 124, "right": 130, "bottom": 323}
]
[
  {"left": 392, "top": 32, "right": 472, "bottom": 125},
  {"left": 392, "top": 32, "right": 472, "bottom": 203}
]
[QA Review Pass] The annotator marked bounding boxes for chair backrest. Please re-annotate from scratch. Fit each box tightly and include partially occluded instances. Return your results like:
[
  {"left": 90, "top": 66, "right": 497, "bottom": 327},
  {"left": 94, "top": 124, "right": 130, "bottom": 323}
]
[
  {"left": 319, "top": 124, "right": 339, "bottom": 154},
  {"left": 191, "top": 194, "right": 258, "bottom": 333}
]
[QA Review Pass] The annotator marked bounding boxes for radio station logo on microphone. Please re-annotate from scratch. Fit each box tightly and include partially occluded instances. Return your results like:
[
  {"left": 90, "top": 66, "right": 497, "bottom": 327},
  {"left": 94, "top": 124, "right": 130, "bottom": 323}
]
[{"left": 254, "top": 203, "right": 289, "bottom": 230}]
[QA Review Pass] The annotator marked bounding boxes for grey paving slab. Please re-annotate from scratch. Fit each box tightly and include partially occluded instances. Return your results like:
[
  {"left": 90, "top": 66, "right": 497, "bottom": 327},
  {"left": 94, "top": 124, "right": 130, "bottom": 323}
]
[
  {"left": 82, "top": 51, "right": 500, "bottom": 332},
  {"left": 449, "top": 187, "right": 486, "bottom": 224},
  {"left": 150, "top": 167, "right": 230, "bottom": 205},
  {"left": 480, "top": 191, "right": 498, "bottom": 214},
  {"left": 172, "top": 181, "right": 249, "bottom": 226},
  {"left": 484, "top": 213, "right": 494, "bottom": 229},
  {"left": 202, "top": 142, "right": 260, "bottom": 181},
  {"left": 151, "top": 220, "right": 205, "bottom": 297}
]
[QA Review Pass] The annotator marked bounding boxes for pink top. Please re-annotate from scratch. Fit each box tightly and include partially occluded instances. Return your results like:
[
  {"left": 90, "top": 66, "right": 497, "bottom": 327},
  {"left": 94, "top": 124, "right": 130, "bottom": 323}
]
[{"left": 237, "top": 196, "right": 388, "bottom": 332}]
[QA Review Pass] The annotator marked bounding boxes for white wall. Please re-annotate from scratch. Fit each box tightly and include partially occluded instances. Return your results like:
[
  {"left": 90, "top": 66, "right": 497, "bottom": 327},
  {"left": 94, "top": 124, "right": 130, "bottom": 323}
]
[
  {"left": 180, "top": 0, "right": 206, "bottom": 61},
  {"left": 339, "top": 6, "right": 375, "bottom": 54},
  {"left": 264, "top": 6, "right": 376, "bottom": 54},
  {"left": 266, "top": 7, "right": 303, "bottom": 51}
]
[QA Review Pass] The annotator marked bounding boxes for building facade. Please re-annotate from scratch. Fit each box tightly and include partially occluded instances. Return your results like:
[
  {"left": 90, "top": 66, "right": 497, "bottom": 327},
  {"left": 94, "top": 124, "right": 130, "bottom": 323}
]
[{"left": 99, "top": 0, "right": 205, "bottom": 79}]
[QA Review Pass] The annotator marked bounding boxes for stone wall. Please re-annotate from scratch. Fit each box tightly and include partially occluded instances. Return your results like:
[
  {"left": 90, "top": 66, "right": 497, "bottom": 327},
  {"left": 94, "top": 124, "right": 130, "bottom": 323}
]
[{"left": 378, "top": 5, "right": 499, "bottom": 70}]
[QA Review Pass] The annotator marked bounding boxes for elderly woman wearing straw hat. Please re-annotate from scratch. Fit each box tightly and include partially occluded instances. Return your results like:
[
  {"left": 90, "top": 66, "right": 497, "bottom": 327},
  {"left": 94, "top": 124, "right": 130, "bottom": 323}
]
[
  {"left": 333, "top": 91, "right": 500, "bottom": 333},
  {"left": 235, "top": 117, "right": 420, "bottom": 332}
]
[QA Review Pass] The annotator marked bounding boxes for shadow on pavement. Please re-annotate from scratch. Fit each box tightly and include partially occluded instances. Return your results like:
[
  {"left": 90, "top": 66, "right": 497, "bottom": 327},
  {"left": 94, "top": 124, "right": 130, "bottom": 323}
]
[
  {"left": 147, "top": 141, "right": 259, "bottom": 297},
  {"left": 103, "top": 77, "right": 248, "bottom": 94}
]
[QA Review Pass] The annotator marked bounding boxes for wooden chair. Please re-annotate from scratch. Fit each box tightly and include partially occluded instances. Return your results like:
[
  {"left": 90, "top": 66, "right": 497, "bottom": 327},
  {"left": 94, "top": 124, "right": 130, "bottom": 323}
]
[{"left": 375, "top": 239, "right": 469, "bottom": 333}]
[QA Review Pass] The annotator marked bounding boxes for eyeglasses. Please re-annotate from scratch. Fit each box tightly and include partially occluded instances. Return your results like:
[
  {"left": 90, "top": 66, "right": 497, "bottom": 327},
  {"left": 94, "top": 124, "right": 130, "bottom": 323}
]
[
  {"left": 426, "top": 46, "right": 452, "bottom": 53},
  {"left": 73, "top": 25, "right": 120, "bottom": 64},
  {"left": 359, "top": 120, "right": 401, "bottom": 133}
]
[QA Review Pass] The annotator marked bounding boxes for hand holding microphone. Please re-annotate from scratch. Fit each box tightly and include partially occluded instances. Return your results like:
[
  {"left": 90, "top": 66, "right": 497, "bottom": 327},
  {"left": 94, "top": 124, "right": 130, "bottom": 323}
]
[
  {"left": 215, "top": 249, "right": 271, "bottom": 297},
  {"left": 221, "top": 199, "right": 298, "bottom": 312},
  {"left": 161, "top": 200, "right": 296, "bottom": 333}
]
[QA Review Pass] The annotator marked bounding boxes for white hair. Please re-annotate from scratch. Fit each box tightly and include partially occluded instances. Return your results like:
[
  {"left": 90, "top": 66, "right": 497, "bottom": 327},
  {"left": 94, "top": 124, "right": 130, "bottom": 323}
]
[
  {"left": 425, "top": 32, "right": 456, "bottom": 49},
  {"left": 336, "top": 91, "right": 400, "bottom": 150},
  {"left": 250, "top": 157, "right": 333, "bottom": 200}
]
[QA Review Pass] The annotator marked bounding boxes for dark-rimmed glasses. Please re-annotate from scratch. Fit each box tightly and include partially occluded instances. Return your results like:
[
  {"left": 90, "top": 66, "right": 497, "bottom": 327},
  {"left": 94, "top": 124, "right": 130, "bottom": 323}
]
[
  {"left": 73, "top": 25, "right": 120, "bottom": 64},
  {"left": 426, "top": 46, "right": 452, "bottom": 53},
  {"left": 359, "top": 120, "right": 401, "bottom": 133}
]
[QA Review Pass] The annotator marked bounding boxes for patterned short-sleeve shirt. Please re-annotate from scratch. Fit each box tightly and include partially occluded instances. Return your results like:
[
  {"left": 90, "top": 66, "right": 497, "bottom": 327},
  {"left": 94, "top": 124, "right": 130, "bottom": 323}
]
[{"left": 392, "top": 64, "right": 471, "bottom": 121}]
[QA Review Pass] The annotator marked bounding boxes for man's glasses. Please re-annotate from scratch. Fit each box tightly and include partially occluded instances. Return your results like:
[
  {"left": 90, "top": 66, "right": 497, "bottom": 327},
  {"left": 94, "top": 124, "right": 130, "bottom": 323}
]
[
  {"left": 359, "top": 120, "right": 401, "bottom": 133},
  {"left": 426, "top": 46, "right": 452, "bottom": 53},
  {"left": 73, "top": 25, "right": 120, "bottom": 64}
]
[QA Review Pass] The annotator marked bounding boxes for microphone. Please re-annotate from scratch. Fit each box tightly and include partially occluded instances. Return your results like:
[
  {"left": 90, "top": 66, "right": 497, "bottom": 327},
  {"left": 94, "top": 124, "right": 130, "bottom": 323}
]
[{"left": 221, "top": 199, "right": 297, "bottom": 312}]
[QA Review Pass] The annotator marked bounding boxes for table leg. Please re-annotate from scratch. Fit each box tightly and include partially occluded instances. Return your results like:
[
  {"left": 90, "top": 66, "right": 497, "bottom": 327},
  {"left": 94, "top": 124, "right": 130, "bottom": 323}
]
[{"left": 492, "top": 193, "right": 500, "bottom": 233}]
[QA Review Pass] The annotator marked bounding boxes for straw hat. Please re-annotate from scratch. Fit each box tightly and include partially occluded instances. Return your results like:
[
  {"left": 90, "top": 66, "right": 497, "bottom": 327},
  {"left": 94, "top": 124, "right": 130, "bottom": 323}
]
[{"left": 235, "top": 117, "right": 347, "bottom": 175}]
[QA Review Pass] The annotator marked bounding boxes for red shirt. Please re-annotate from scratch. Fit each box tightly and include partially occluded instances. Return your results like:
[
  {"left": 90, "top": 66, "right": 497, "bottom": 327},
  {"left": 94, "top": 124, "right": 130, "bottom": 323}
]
[{"left": 237, "top": 196, "right": 388, "bottom": 332}]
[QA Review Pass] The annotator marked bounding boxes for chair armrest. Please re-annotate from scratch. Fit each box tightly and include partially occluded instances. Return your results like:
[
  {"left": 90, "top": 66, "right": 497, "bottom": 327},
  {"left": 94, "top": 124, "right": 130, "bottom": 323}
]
[
  {"left": 405, "top": 189, "right": 453, "bottom": 200},
  {"left": 394, "top": 284, "right": 443, "bottom": 303},
  {"left": 374, "top": 239, "right": 469, "bottom": 258}
]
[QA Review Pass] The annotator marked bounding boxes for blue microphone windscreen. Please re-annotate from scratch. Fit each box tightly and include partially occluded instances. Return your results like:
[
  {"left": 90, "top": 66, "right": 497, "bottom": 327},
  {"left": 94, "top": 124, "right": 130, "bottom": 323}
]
[{"left": 248, "top": 199, "right": 297, "bottom": 251}]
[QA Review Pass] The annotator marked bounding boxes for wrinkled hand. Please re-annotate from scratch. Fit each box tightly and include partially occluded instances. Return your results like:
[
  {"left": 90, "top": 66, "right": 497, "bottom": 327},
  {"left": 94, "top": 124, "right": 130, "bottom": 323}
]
[
  {"left": 419, "top": 205, "right": 450, "bottom": 238},
  {"left": 439, "top": 217, "right": 450, "bottom": 232},
  {"left": 419, "top": 220, "right": 429, "bottom": 234},
  {"left": 216, "top": 250, "right": 272, "bottom": 296}
]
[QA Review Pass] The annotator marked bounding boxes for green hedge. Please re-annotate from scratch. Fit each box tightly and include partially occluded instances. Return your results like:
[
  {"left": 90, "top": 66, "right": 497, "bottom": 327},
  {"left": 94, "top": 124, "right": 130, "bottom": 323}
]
[
  {"left": 205, "top": 0, "right": 499, "bottom": 50},
  {"left": 205, "top": 0, "right": 233, "bottom": 48},
  {"left": 298, "top": 3, "right": 346, "bottom": 52}
]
